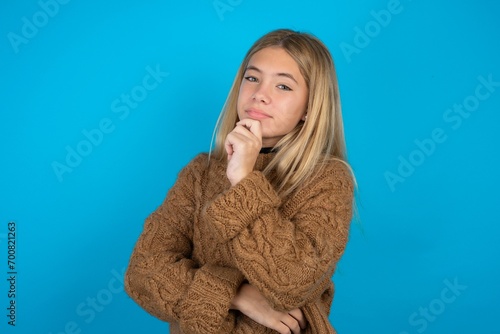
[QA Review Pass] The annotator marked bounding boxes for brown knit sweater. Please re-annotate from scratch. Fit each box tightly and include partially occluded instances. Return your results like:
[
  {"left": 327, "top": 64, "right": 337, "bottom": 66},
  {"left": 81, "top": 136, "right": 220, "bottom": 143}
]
[{"left": 125, "top": 151, "right": 354, "bottom": 333}]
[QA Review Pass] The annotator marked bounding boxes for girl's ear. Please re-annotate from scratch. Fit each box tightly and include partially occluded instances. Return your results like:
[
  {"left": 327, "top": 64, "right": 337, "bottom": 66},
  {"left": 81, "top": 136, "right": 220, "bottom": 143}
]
[{"left": 301, "top": 113, "right": 307, "bottom": 121}]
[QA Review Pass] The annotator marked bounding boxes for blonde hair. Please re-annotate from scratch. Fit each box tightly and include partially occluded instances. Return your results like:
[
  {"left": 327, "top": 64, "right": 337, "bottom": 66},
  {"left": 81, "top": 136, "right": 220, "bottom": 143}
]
[{"left": 211, "top": 29, "right": 352, "bottom": 197}]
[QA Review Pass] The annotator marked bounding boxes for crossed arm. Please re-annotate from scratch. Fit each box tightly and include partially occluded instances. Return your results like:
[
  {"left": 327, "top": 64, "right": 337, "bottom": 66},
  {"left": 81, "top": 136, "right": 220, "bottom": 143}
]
[{"left": 125, "top": 121, "right": 354, "bottom": 333}]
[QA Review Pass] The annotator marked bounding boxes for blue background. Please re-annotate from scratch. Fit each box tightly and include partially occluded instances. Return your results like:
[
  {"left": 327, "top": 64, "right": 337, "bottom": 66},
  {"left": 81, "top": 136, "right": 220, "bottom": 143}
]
[{"left": 1, "top": 0, "right": 499, "bottom": 333}]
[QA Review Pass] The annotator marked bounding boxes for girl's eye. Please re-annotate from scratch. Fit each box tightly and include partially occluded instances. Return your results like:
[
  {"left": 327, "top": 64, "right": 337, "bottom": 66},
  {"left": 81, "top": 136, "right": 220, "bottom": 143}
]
[
  {"left": 244, "top": 76, "right": 257, "bottom": 82},
  {"left": 277, "top": 84, "right": 292, "bottom": 91}
]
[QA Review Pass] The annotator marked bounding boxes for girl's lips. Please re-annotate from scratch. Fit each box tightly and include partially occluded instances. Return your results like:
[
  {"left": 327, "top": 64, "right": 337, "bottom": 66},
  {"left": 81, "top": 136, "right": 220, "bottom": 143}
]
[{"left": 247, "top": 108, "right": 271, "bottom": 120}]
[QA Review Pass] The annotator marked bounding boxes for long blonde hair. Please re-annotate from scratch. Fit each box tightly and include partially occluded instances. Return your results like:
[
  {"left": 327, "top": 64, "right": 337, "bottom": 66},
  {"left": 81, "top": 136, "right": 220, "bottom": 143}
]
[{"left": 211, "top": 29, "right": 352, "bottom": 197}]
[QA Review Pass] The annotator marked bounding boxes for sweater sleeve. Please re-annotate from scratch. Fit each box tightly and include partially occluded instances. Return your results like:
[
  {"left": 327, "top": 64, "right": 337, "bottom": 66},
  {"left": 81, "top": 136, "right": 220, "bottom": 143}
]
[
  {"left": 124, "top": 155, "right": 245, "bottom": 334},
  {"left": 203, "top": 160, "right": 354, "bottom": 311}
]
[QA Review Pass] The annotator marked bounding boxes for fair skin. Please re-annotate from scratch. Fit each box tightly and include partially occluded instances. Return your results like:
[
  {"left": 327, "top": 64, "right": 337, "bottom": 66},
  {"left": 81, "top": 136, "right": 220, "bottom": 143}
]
[
  {"left": 224, "top": 46, "right": 309, "bottom": 333},
  {"left": 230, "top": 283, "right": 307, "bottom": 334},
  {"left": 225, "top": 46, "right": 309, "bottom": 186}
]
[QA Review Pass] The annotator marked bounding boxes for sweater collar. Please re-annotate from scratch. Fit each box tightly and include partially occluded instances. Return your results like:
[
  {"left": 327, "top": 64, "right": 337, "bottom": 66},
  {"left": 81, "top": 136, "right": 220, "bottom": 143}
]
[
  {"left": 259, "top": 147, "right": 276, "bottom": 154},
  {"left": 254, "top": 149, "right": 276, "bottom": 171}
]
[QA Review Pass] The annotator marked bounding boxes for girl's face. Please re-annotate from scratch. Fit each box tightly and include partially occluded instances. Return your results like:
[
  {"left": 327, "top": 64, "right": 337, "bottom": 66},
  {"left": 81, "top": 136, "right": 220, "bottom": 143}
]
[{"left": 237, "top": 46, "right": 309, "bottom": 147}]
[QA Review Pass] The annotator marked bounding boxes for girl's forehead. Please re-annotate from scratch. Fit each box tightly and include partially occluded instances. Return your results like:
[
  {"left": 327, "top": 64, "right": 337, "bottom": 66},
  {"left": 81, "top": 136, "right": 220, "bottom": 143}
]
[{"left": 246, "top": 47, "right": 303, "bottom": 78}]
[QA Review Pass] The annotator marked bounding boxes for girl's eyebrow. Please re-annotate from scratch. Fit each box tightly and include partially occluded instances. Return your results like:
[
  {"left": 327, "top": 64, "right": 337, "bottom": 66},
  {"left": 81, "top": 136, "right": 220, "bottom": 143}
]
[{"left": 245, "top": 65, "right": 298, "bottom": 84}]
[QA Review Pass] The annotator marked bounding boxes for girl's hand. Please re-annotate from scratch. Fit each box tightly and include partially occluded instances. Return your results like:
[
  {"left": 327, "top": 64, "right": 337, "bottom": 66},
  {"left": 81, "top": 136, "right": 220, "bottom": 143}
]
[
  {"left": 231, "top": 283, "right": 308, "bottom": 334},
  {"left": 224, "top": 119, "right": 262, "bottom": 186}
]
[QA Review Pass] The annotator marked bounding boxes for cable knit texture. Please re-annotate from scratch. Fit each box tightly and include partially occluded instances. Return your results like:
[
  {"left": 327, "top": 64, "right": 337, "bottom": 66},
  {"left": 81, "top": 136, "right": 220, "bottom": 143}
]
[{"left": 125, "top": 152, "right": 354, "bottom": 333}]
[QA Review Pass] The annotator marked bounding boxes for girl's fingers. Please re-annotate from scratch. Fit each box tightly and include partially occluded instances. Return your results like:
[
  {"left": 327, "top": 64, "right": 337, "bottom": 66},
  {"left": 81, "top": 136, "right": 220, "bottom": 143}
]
[
  {"left": 236, "top": 119, "right": 262, "bottom": 142},
  {"left": 289, "top": 308, "right": 307, "bottom": 330},
  {"left": 224, "top": 121, "right": 262, "bottom": 186},
  {"left": 226, "top": 124, "right": 261, "bottom": 153},
  {"left": 280, "top": 316, "right": 301, "bottom": 334}
]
